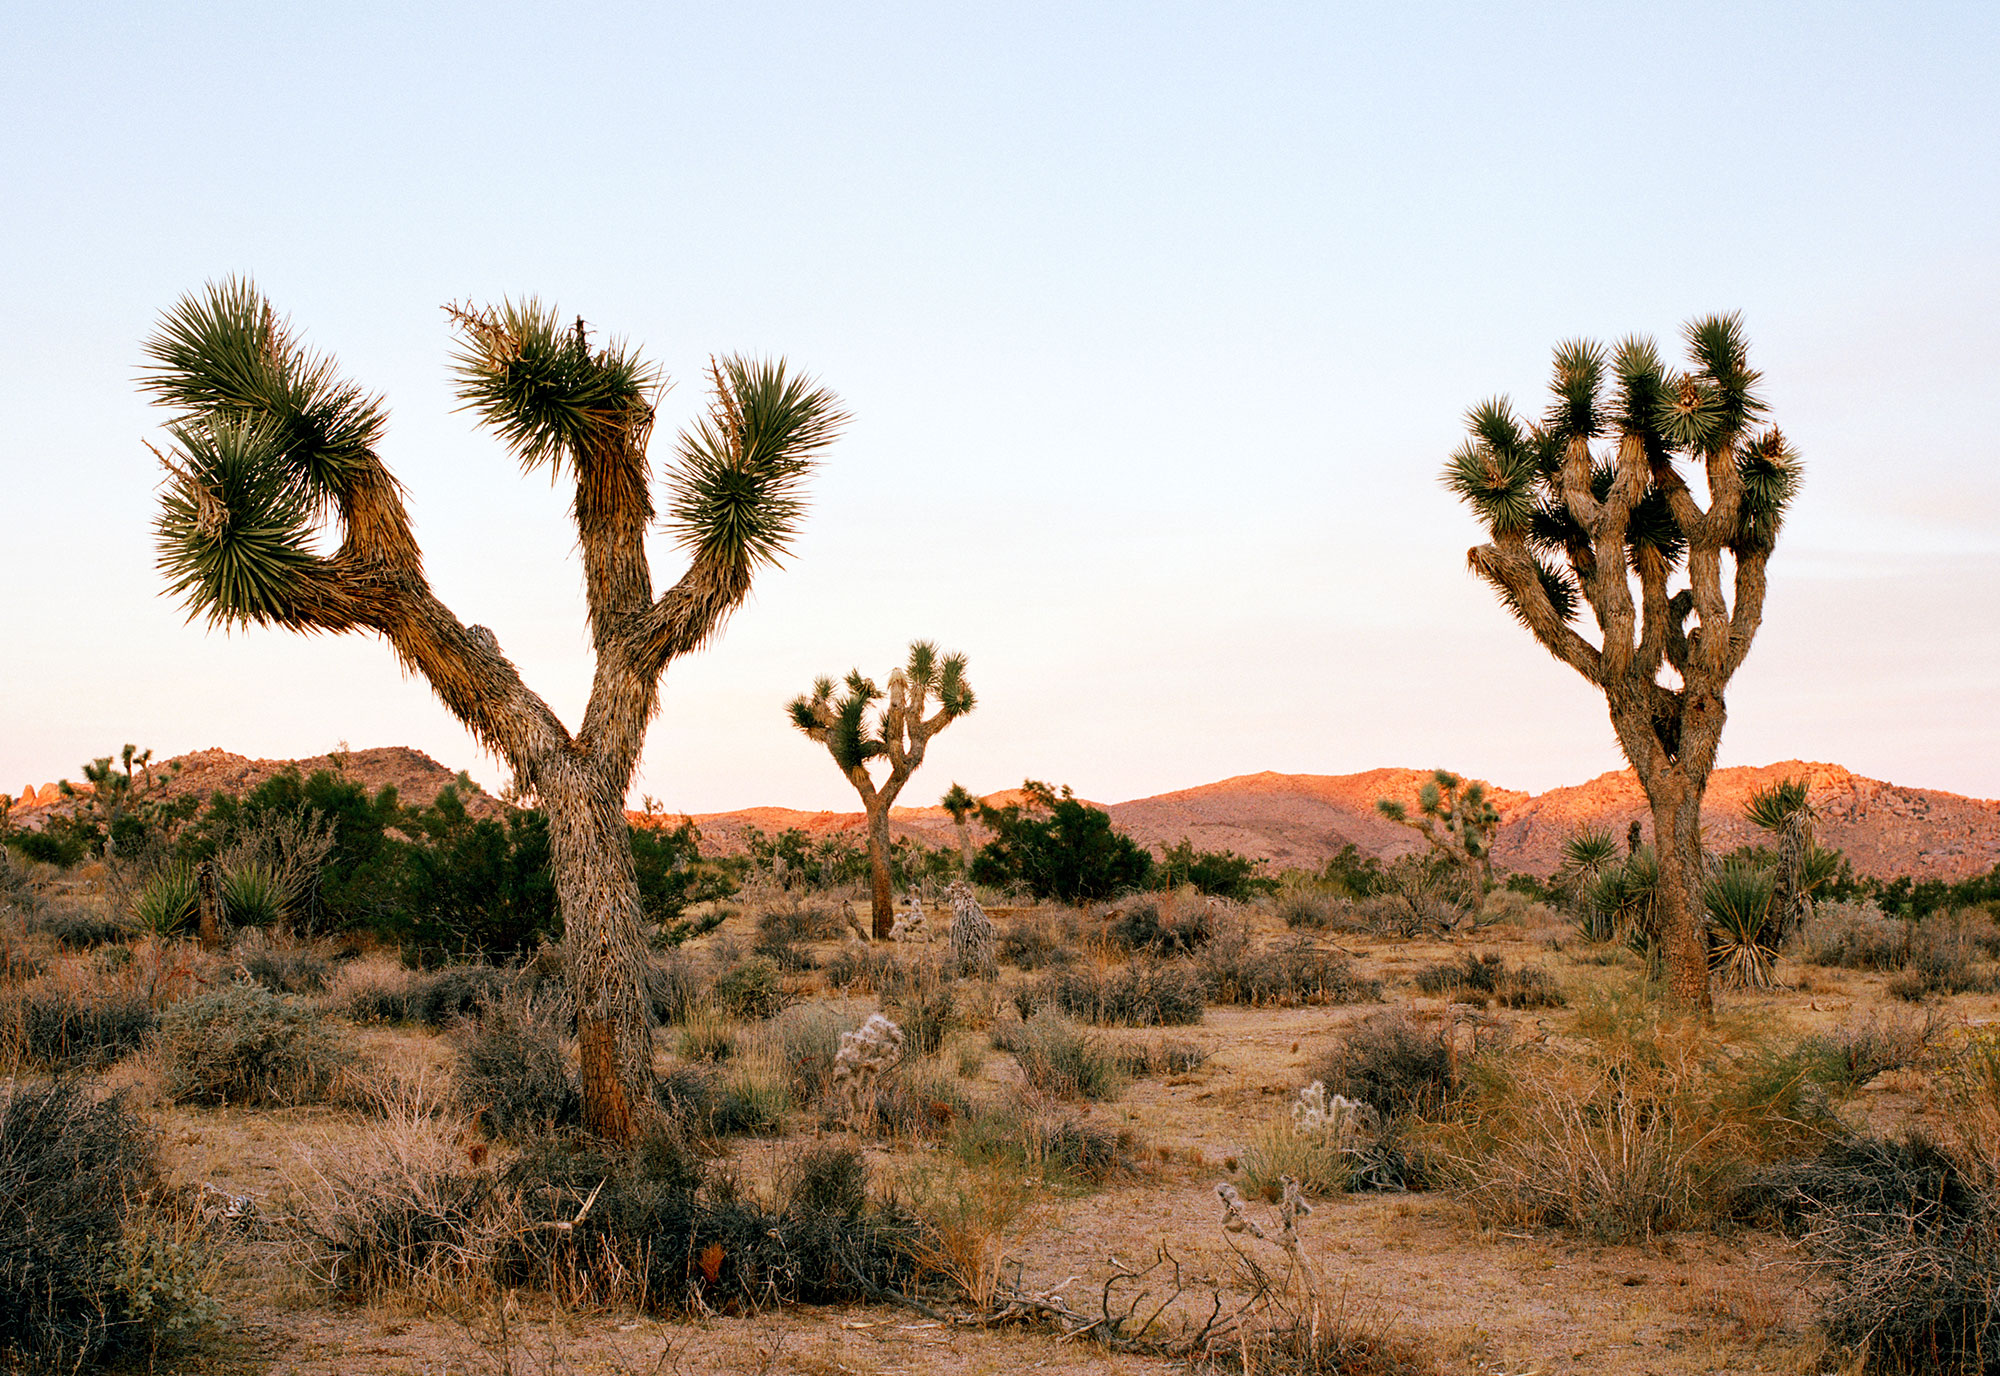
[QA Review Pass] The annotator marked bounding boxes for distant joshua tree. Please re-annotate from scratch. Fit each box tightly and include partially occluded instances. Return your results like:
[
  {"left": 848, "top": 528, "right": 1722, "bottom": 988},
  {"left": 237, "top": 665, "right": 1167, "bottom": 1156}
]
[
  {"left": 1375, "top": 769, "right": 1500, "bottom": 890},
  {"left": 142, "top": 281, "right": 845, "bottom": 1138},
  {"left": 940, "top": 782, "right": 979, "bottom": 871},
  {"left": 1443, "top": 315, "right": 1799, "bottom": 1008},
  {"left": 789, "top": 643, "right": 974, "bottom": 938}
]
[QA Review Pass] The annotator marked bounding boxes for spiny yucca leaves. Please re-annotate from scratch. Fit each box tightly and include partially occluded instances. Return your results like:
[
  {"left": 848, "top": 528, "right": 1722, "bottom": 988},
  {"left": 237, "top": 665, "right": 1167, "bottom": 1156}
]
[
  {"left": 449, "top": 298, "right": 658, "bottom": 476},
  {"left": 667, "top": 356, "right": 846, "bottom": 571},
  {"left": 1443, "top": 436, "right": 1539, "bottom": 537},
  {"left": 1545, "top": 340, "right": 1606, "bottom": 441},
  {"left": 1488, "top": 554, "right": 1580, "bottom": 628},
  {"left": 1732, "top": 429, "right": 1800, "bottom": 555},
  {"left": 1625, "top": 486, "right": 1688, "bottom": 570},
  {"left": 1704, "top": 859, "right": 1779, "bottom": 988},
  {"left": 1611, "top": 336, "right": 1671, "bottom": 446},
  {"left": 934, "top": 651, "right": 975, "bottom": 718},
  {"left": 1684, "top": 313, "right": 1764, "bottom": 434},
  {"left": 155, "top": 416, "right": 320, "bottom": 628},
  {"left": 1744, "top": 778, "right": 1812, "bottom": 833},
  {"left": 940, "top": 783, "right": 978, "bottom": 822},
  {"left": 143, "top": 279, "right": 386, "bottom": 508}
]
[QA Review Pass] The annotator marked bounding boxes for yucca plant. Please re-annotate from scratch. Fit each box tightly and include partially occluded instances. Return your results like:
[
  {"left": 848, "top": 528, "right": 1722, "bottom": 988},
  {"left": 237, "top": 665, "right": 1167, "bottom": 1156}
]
[
  {"left": 220, "top": 859, "right": 290, "bottom": 928},
  {"left": 132, "top": 862, "right": 200, "bottom": 937},
  {"left": 1704, "top": 859, "right": 1779, "bottom": 990},
  {"left": 788, "top": 642, "right": 975, "bottom": 938},
  {"left": 1742, "top": 777, "right": 1836, "bottom": 946},
  {"left": 1444, "top": 316, "right": 1800, "bottom": 1008},
  {"left": 142, "top": 281, "right": 845, "bottom": 1139},
  {"left": 1553, "top": 827, "right": 1621, "bottom": 939}
]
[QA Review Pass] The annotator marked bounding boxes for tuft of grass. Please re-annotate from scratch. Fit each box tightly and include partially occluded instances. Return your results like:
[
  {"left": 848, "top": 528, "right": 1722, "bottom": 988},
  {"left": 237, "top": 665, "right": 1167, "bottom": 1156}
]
[
  {"left": 1238, "top": 1116, "right": 1351, "bottom": 1202},
  {"left": 999, "top": 1008, "right": 1123, "bottom": 1101},
  {"left": 1015, "top": 960, "right": 1206, "bottom": 1027},
  {"left": 1197, "top": 930, "right": 1381, "bottom": 1007},
  {"left": 673, "top": 1001, "right": 739, "bottom": 1062},
  {"left": 1114, "top": 1037, "right": 1210, "bottom": 1078},
  {"left": 1410, "top": 951, "right": 1565, "bottom": 1009}
]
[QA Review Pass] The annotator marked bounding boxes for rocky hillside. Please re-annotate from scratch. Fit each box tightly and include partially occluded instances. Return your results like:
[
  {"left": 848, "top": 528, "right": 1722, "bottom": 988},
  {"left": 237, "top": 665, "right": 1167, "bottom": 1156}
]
[
  {"left": 8, "top": 746, "right": 507, "bottom": 823},
  {"left": 11, "top": 747, "right": 1995, "bottom": 881}
]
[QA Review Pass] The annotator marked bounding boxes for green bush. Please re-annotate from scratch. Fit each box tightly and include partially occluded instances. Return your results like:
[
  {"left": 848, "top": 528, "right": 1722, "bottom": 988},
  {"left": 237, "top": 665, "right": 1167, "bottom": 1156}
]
[
  {"left": 0, "top": 1081, "right": 215, "bottom": 1370},
  {"left": 713, "top": 956, "right": 790, "bottom": 1020},
  {"left": 971, "top": 782, "right": 1152, "bottom": 902},
  {"left": 1107, "top": 896, "right": 1213, "bottom": 955},
  {"left": 158, "top": 983, "right": 349, "bottom": 1106}
]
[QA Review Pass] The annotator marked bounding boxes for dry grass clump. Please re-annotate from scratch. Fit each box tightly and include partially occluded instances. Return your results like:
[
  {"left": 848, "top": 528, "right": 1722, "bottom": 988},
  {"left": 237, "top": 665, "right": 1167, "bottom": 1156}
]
[
  {"left": 858, "top": 1061, "right": 973, "bottom": 1140},
  {"left": 950, "top": 1092, "right": 1136, "bottom": 1184},
  {"left": 997, "top": 908, "right": 1082, "bottom": 969},
  {"left": 29, "top": 894, "right": 132, "bottom": 950},
  {"left": 157, "top": 981, "right": 352, "bottom": 1106},
  {"left": 997, "top": 1008, "right": 1123, "bottom": 1101},
  {"left": 0, "top": 1080, "right": 219, "bottom": 1371},
  {"left": 1196, "top": 930, "right": 1380, "bottom": 1007},
  {"left": 232, "top": 928, "right": 334, "bottom": 994},
  {"left": 293, "top": 1103, "right": 932, "bottom": 1314},
  {"left": 885, "top": 966, "right": 958, "bottom": 1055},
  {"left": 1274, "top": 888, "right": 1359, "bottom": 932},
  {"left": 1113, "top": 1037, "right": 1210, "bottom": 1078},
  {"left": 0, "top": 977, "right": 156, "bottom": 1072},
  {"left": 1409, "top": 951, "right": 1566, "bottom": 1009},
  {"left": 1015, "top": 960, "right": 1206, "bottom": 1026},
  {"left": 673, "top": 1000, "right": 740, "bottom": 1062},
  {"left": 823, "top": 944, "right": 909, "bottom": 993},
  {"left": 1785, "top": 1012, "right": 1938, "bottom": 1094},
  {"left": 1439, "top": 991, "right": 1825, "bottom": 1242}
]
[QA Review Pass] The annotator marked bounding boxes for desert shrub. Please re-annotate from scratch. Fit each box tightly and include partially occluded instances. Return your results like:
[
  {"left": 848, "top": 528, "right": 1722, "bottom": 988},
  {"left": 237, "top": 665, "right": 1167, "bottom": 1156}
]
[
  {"left": 673, "top": 1002, "right": 738, "bottom": 1062},
  {"left": 1114, "top": 1038, "right": 1210, "bottom": 1078},
  {"left": 1308, "top": 1012, "right": 1458, "bottom": 1122},
  {"left": 1411, "top": 951, "right": 1566, "bottom": 1009},
  {"left": 406, "top": 964, "right": 511, "bottom": 1027},
  {"left": 645, "top": 952, "right": 705, "bottom": 1025},
  {"left": 755, "top": 897, "right": 842, "bottom": 944},
  {"left": 1015, "top": 960, "right": 1206, "bottom": 1027},
  {"left": 343, "top": 979, "right": 412, "bottom": 1025},
  {"left": 713, "top": 955, "right": 789, "bottom": 1020},
  {"left": 235, "top": 934, "right": 333, "bottom": 994},
  {"left": 1888, "top": 943, "right": 1999, "bottom": 1002},
  {"left": 709, "top": 1058, "right": 790, "bottom": 1136},
  {"left": 1197, "top": 931, "right": 1380, "bottom": 1007},
  {"left": 1239, "top": 1117, "right": 1352, "bottom": 1202},
  {"left": 2, "top": 986, "right": 156, "bottom": 1071},
  {"left": 0, "top": 1080, "right": 215, "bottom": 1370},
  {"left": 1800, "top": 898, "right": 1907, "bottom": 969},
  {"left": 1741, "top": 1134, "right": 2000, "bottom": 1373},
  {"left": 862, "top": 1063, "right": 973, "bottom": 1140},
  {"left": 971, "top": 782, "right": 1152, "bottom": 902},
  {"left": 158, "top": 982, "right": 349, "bottom": 1106},
  {"left": 996, "top": 910, "right": 1078, "bottom": 969},
  {"left": 1107, "top": 895, "right": 1214, "bottom": 955},
  {"left": 767, "top": 1004, "right": 853, "bottom": 1103},
  {"left": 1001, "top": 1008, "right": 1121, "bottom": 1101},
  {"left": 1275, "top": 889, "right": 1355, "bottom": 931},
  {"left": 31, "top": 897, "right": 130, "bottom": 949},
  {"left": 455, "top": 1026, "right": 579, "bottom": 1140},
  {"left": 952, "top": 1095, "right": 1133, "bottom": 1184},
  {"left": 1786, "top": 1014, "right": 1936, "bottom": 1094},
  {"left": 1443, "top": 1000, "right": 1824, "bottom": 1242},
  {"left": 823, "top": 944, "right": 906, "bottom": 993},
  {"left": 783, "top": 1143, "right": 868, "bottom": 1217},
  {"left": 219, "top": 857, "right": 290, "bottom": 927},
  {"left": 886, "top": 974, "right": 957, "bottom": 1057},
  {"left": 752, "top": 931, "right": 818, "bottom": 973}
]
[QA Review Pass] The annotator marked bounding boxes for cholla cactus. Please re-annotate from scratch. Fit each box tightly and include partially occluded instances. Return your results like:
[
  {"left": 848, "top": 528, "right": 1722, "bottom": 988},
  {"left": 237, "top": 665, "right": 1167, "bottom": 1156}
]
[
  {"left": 1290, "top": 1081, "right": 1379, "bottom": 1143},
  {"left": 890, "top": 891, "right": 932, "bottom": 943},
  {"left": 945, "top": 879, "right": 996, "bottom": 979},
  {"left": 831, "top": 1012, "right": 904, "bottom": 1124}
]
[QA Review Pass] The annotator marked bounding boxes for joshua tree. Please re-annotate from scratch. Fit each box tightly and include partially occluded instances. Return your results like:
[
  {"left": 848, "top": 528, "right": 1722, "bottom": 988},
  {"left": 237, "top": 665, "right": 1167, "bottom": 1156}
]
[
  {"left": 142, "top": 281, "right": 844, "bottom": 1138},
  {"left": 940, "top": 782, "right": 979, "bottom": 871},
  {"left": 1374, "top": 769, "right": 1499, "bottom": 890},
  {"left": 788, "top": 642, "right": 974, "bottom": 938},
  {"left": 1444, "top": 315, "right": 1798, "bottom": 1008}
]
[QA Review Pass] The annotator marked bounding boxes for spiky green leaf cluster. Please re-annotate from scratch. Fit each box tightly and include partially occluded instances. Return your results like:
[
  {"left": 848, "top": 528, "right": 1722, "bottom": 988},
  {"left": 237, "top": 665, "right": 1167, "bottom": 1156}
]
[
  {"left": 154, "top": 416, "right": 319, "bottom": 627},
  {"left": 1744, "top": 778, "right": 1812, "bottom": 833},
  {"left": 1446, "top": 313, "right": 1795, "bottom": 627},
  {"left": 449, "top": 299, "right": 658, "bottom": 475},
  {"left": 789, "top": 672, "right": 887, "bottom": 772},
  {"left": 143, "top": 279, "right": 385, "bottom": 510},
  {"left": 906, "top": 641, "right": 975, "bottom": 719},
  {"left": 667, "top": 356, "right": 846, "bottom": 571}
]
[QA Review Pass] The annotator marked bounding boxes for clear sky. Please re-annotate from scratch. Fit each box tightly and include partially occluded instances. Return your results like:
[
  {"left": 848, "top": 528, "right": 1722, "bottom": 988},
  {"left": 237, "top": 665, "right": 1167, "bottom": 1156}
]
[{"left": 3, "top": 2, "right": 1996, "bottom": 812}]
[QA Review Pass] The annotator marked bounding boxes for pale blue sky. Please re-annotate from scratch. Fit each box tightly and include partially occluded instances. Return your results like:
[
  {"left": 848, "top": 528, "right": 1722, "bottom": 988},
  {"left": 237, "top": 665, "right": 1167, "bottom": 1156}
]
[{"left": 4, "top": 2, "right": 1996, "bottom": 811}]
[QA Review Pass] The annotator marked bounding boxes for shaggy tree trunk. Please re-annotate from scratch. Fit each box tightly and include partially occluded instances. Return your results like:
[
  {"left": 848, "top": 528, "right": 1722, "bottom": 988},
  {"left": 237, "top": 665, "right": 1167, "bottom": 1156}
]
[
  {"left": 865, "top": 796, "right": 896, "bottom": 939},
  {"left": 543, "top": 766, "right": 656, "bottom": 1141},
  {"left": 1647, "top": 783, "right": 1711, "bottom": 1010}
]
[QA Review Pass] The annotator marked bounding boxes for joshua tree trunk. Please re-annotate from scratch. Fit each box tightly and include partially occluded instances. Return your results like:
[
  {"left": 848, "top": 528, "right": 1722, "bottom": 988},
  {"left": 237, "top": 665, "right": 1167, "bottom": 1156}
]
[
  {"left": 864, "top": 794, "right": 897, "bottom": 939},
  {"left": 1447, "top": 318, "right": 1799, "bottom": 1011},
  {"left": 143, "top": 284, "right": 843, "bottom": 1138}
]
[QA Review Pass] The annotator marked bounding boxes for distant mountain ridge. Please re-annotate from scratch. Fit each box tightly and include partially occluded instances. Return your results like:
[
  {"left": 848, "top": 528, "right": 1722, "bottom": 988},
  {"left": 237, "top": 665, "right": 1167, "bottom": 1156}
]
[{"left": 11, "top": 749, "right": 1996, "bottom": 881}]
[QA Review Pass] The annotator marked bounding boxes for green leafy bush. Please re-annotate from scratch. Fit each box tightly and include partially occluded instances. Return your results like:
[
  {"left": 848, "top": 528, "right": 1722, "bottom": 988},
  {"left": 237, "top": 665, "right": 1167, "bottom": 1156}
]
[{"left": 971, "top": 782, "right": 1151, "bottom": 902}]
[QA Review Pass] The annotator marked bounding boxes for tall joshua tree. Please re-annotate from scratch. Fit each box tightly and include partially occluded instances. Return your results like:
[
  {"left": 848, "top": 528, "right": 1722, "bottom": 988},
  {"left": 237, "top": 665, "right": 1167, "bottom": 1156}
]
[
  {"left": 143, "top": 281, "right": 844, "bottom": 1137},
  {"left": 789, "top": 643, "right": 974, "bottom": 938},
  {"left": 940, "top": 782, "right": 979, "bottom": 871},
  {"left": 1444, "top": 315, "right": 1798, "bottom": 1008}
]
